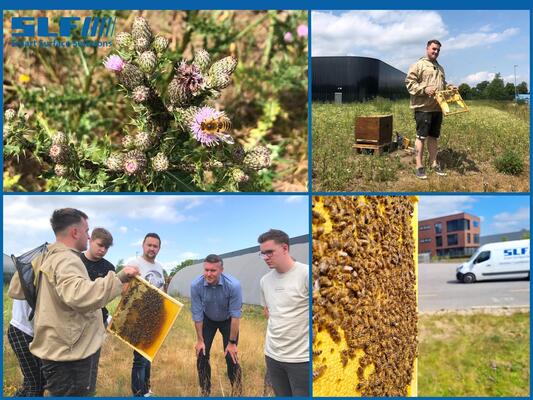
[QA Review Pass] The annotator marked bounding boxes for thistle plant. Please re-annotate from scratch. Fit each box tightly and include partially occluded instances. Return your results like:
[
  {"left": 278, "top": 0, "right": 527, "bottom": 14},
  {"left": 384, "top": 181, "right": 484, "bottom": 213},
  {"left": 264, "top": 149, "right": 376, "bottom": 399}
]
[{"left": 101, "top": 16, "right": 271, "bottom": 191}]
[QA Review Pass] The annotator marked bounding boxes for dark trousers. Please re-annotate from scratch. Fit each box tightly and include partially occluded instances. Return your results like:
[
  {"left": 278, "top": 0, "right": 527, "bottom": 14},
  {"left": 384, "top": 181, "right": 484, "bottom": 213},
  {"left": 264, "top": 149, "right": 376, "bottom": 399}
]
[
  {"left": 265, "top": 355, "right": 309, "bottom": 397},
  {"left": 7, "top": 324, "right": 45, "bottom": 396},
  {"left": 197, "top": 316, "right": 242, "bottom": 396},
  {"left": 131, "top": 351, "right": 151, "bottom": 396},
  {"left": 41, "top": 349, "right": 100, "bottom": 397}
]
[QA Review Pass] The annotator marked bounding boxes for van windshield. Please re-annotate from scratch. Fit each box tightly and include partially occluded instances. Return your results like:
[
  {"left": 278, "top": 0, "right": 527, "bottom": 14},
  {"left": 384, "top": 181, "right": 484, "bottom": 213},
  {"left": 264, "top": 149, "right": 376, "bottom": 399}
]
[{"left": 468, "top": 249, "right": 481, "bottom": 262}]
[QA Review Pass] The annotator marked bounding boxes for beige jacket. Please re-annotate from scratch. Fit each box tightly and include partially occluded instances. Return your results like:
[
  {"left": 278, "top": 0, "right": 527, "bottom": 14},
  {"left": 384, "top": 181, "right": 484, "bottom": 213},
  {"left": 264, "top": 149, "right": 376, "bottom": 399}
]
[
  {"left": 8, "top": 242, "right": 126, "bottom": 361},
  {"left": 405, "top": 57, "right": 448, "bottom": 112}
]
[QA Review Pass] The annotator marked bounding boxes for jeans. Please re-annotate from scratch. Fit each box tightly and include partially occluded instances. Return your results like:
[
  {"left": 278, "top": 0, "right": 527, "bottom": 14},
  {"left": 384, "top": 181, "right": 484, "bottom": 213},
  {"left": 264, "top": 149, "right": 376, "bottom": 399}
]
[
  {"left": 131, "top": 351, "right": 151, "bottom": 396},
  {"left": 265, "top": 355, "right": 309, "bottom": 397},
  {"left": 41, "top": 349, "right": 100, "bottom": 397},
  {"left": 197, "top": 316, "right": 242, "bottom": 396}
]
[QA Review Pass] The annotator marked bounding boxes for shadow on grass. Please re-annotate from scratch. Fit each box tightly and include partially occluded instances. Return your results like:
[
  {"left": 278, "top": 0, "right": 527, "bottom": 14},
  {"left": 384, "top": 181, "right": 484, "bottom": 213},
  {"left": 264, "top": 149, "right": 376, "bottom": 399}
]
[{"left": 438, "top": 147, "right": 480, "bottom": 174}]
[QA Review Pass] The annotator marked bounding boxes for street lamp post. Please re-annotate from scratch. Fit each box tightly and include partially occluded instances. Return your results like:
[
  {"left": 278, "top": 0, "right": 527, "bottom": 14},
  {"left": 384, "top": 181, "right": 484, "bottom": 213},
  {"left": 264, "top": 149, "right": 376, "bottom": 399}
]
[{"left": 514, "top": 64, "right": 518, "bottom": 101}]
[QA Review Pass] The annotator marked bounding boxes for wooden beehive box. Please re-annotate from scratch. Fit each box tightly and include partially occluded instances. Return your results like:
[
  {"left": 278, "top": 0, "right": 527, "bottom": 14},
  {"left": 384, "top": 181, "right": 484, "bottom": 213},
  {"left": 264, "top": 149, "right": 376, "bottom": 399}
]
[{"left": 355, "top": 115, "right": 393, "bottom": 145}]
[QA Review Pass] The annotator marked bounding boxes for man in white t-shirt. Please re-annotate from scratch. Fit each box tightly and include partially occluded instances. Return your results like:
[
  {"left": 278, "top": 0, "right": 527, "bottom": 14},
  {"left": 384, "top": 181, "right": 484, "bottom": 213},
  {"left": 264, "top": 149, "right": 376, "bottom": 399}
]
[
  {"left": 126, "top": 233, "right": 166, "bottom": 397},
  {"left": 258, "top": 229, "right": 309, "bottom": 397}
]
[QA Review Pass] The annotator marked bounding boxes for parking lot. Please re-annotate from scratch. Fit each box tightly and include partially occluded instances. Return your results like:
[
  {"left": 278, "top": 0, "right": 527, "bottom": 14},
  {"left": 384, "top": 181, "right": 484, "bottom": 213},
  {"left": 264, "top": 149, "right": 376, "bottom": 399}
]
[{"left": 419, "top": 263, "right": 530, "bottom": 312}]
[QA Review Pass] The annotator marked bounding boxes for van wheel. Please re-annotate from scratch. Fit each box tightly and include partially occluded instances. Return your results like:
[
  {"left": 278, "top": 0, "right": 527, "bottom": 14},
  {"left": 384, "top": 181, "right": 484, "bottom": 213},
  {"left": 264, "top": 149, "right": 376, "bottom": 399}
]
[{"left": 463, "top": 273, "right": 476, "bottom": 284}]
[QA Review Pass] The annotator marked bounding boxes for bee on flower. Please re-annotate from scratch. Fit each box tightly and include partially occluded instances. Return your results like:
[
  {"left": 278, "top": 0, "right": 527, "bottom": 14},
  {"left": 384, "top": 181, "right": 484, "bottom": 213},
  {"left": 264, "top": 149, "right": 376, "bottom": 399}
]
[{"left": 190, "top": 107, "right": 234, "bottom": 147}]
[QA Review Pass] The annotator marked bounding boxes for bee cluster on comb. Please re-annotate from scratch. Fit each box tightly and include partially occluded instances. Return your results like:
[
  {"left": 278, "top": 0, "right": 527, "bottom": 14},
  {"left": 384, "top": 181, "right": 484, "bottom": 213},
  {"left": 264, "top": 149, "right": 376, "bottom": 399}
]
[{"left": 312, "top": 196, "right": 418, "bottom": 396}]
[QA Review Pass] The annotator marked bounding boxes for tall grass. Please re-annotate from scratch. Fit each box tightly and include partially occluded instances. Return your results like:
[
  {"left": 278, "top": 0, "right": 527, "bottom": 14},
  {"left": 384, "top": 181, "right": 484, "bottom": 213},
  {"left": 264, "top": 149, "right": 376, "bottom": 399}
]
[
  {"left": 3, "top": 288, "right": 269, "bottom": 397},
  {"left": 312, "top": 99, "right": 530, "bottom": 192}
]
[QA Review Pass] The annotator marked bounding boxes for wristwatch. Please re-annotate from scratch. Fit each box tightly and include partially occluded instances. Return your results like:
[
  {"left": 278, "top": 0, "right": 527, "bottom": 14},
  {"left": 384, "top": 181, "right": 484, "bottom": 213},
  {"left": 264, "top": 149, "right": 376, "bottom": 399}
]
[{"left": 229, "top": 339, "right": 238, "bottom": 345}]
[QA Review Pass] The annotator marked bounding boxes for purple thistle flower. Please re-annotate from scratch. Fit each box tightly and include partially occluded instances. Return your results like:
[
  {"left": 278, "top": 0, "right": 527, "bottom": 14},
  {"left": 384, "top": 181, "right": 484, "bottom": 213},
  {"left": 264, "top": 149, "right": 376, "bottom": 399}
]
[
  {"left": 297, "top": 24, "right": 308, "bottom": 38},
  {"left": 176, "top": 61, "right": 204, "bottom": 95},
  {"left": 284, "top": 32, "right": 294, "bottom": 43},
  {"left": 190, "top": 107, "right": 233, "bottom": 147},
  {"left": 104, "top": 55, "right": 125, "bottom": 72}
]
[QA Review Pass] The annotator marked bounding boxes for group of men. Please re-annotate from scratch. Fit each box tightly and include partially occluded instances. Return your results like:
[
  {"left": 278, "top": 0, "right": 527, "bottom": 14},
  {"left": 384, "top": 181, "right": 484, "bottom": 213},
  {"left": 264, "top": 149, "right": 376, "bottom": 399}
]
[{"left": 7, "top": 208, "right": 309, "bottom": 397}]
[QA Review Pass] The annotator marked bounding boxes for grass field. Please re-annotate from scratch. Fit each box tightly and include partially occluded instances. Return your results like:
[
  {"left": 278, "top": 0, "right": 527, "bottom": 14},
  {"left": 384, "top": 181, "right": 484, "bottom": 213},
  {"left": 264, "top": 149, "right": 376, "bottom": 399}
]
[
  {"left": 312, "top": 99, "right": 530, "bottom": 192},
  {"left": 418, "top": 311, "right": 530, "bottom": 396},
  {"left": 3, "top": 287, "right": 269, "bottom": 397}
]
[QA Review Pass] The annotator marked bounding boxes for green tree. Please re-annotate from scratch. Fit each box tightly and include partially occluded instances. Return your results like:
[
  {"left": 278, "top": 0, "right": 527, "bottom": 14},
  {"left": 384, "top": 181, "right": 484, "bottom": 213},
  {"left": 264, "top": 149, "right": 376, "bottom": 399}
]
[
  {"left": 115, "top": 258, "right": 124, "bottom": 273},
  {"left": 516, "top": 81, "right": 529, "bottom": 94},
  {"left": 475, "top": 80, "right": 490, "bottom": 98},
  {"left": 505, "top": 82, "right": 516, "bottom": 99},
  {"left": 458, "top": 83, "right": 471, "bottom": 99},
  {"left": 485, "top": 73, "right": 507, "bottom": 100},
  {"left": 521, "top": 230, "right": 530, "bottom": 239},
  {"left": 170, "top": 259, "right": 196, "bottom": 276},
  {"left": 500, "top": 235, "right": 509, "bottom": 242}
]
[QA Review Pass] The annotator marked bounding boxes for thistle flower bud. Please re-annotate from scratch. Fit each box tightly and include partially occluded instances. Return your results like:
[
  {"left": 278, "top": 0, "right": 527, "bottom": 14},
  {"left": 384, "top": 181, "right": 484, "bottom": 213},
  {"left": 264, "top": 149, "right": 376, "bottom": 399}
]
[
  {"left": 123, "top": 149, "right": 147, "bottom": 176},
  {"left": 134, "top": 37, "right": 151, "bottom": 53},
  {"left": 152, "top": 36, "right": 169, "bottom": 54},
  {"left": 138, "top": 50, "right": 157, "bottom": 74},
  {"left": 168, "top": 78, "right": 191, "bottom": 106},
  {"left": 122, "top": 135, "right": 135, "bottom": 149},
  {"left": 116, "top": 32, "right": 134, "bottom": 51},
  {"left": 208, "top": 72, "right": 231, "bottom": 90},
  {"left": 231, "top": 144, "right": 246, "bottom": 162},
  {"left": 174, "top": 62, "right": 204, "bottom": 96},
  {"left": 133, "top": 131, "right": 153, "bottom": 151},
  {"left": 209, "top": 56, "right": 238, "bottom": 76},
  {"left": 52, "top": 131, "right": 68, "bottom": 145},
  {"left": 118, "top": 63, "right": 145, "bottom": 90},
  {"left": 49, "top": 144, "right": 72, "bottom": 164},
  {"left": 230, "top": 168, "right": 249, "bottom": 183},
  {"left": 131, "top": 16, "right": 152, "bottom": 44},
  {"left": 106, "top": 153, "right": 124, "bottom": 171},
  {"left": 193, "top": 48, "right": 211, "bottom": 70},
  {"left": 178, "top": 162, "right": 196, "bottom": 173},
  {"left": 152, "top": 152, "right": 169, "bottom": 172},
  {"left": 132, "top": 85, "right": 151, "bottom": 103},
  {"left": 205, "top": 159, "right": 223, "bottom": 169},
  {"left": 4, "top": 109, "right": 16, "bottom": 122},
  {"left": 243, "top": 145, "right": 271, "bottom": 171},
  {"left": 54, "top": 164, "right": 69, "bottom": 177},
  {"left": 104, "top": 55, "right": 125, "bottom": 72}
]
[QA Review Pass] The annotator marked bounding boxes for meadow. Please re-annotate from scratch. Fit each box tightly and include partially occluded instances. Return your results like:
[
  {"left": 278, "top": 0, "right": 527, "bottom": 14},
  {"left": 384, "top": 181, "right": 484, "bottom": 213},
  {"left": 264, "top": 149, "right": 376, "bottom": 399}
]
[
  {"left": 312, "top": 99, "right": 530, "bottom": 192},
  {"left": 3, "top": 291, "right": 270, "bottom": 397}
]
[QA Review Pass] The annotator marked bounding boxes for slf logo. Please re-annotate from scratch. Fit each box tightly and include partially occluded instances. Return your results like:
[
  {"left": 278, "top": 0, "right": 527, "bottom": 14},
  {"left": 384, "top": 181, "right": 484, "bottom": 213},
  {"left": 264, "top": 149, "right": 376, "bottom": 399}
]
[
  {"left": 10, "top": 16, "right": 116, "bottom": 48},
  {"left": 12, "top": 16, "right": 116, "bottom": 37},
  {"left": 503, "top": 247, "right": 529, "bottom": 257}
]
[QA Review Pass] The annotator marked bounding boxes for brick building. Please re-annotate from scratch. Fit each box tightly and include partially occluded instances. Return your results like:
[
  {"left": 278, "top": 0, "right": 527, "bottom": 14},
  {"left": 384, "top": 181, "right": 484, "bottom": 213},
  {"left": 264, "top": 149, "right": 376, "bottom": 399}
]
[{"left": 419, "top": 212, "right": 481, "bottom": 257}]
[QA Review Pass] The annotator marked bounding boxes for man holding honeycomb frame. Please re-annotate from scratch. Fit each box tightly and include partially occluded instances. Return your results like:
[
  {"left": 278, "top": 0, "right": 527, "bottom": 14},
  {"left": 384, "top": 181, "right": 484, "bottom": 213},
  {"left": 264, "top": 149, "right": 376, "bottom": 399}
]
[{"left": 406, "top": 39, "right": 457, "bottom": 180}]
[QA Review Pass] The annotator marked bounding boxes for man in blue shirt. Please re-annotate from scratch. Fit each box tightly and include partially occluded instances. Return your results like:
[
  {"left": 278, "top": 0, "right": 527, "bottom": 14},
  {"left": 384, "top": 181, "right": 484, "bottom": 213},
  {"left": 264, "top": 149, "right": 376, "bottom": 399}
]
[{"left": 190, "top": 254, "right": 243, "bottom": 396}]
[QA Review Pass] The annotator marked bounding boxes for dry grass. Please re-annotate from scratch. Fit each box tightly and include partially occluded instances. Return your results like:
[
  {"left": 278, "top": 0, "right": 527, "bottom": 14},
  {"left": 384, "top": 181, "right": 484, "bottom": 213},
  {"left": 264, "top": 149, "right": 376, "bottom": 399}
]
[{"left": 3, "top": 288, "right": 269, "bottom": 397}]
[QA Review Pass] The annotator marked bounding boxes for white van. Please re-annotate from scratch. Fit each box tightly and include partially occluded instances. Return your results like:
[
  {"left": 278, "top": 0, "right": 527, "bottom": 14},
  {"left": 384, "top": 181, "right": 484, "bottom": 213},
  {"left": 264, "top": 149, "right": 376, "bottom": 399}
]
[{"left": 456, "top": 239, "right": 530, "bottom": 283}]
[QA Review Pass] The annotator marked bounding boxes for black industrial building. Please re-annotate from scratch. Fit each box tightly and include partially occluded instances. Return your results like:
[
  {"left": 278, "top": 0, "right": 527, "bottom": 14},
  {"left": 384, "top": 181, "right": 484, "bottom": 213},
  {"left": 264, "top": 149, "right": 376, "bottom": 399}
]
[{"left": 312, "top": 56, "right": 408, "bottom": 102}]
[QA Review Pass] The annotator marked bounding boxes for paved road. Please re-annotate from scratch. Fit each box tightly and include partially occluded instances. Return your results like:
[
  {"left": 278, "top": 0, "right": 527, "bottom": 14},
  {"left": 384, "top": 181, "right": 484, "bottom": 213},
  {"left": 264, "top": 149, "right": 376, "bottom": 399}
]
[{"left": 419, "top": 263, "right": 530, "bottom": 312}]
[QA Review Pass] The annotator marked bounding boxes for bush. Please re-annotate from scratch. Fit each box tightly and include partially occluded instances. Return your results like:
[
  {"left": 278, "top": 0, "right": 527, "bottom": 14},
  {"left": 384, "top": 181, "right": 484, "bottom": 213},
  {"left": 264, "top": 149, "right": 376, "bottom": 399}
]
[{"left": 494, "top": 149, "right": 525, "bottom": 175}]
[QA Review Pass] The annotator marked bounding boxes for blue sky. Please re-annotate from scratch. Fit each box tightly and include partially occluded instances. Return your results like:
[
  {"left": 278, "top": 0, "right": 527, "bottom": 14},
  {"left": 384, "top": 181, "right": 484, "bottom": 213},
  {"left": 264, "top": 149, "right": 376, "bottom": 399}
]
[
  {"left": 419, "top": 195, "right": 530, "bottom": 236},
  {"left": 3, "top": 195, "right": 309, "bottom": 271},
  {"left": 312, "top": 10, "right": 530, "bottom": 87}
]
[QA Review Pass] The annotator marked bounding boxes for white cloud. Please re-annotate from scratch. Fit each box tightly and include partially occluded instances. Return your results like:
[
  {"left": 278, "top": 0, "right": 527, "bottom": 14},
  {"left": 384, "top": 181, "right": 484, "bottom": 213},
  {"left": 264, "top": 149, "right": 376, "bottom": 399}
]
[
  {"left": 445, "top": 28, "right": 519, "bottom": 50},
  {"left": 490, "top": 207, "right": 530, "bottom": 234},
  {"left": 119, "top": 226, "right": 128, "bottom": 233},
  {"left": 462, "top": 71, "right": 496, "bottom": 85},
  {"left": 312, "top": 11, "right": 520, "bottom": 71},
  {"left": 418, "top": 196, "right": 478, "bottom": 220},
  {"left": 285, "top": 196, "right": 305, "bottom": 204}
]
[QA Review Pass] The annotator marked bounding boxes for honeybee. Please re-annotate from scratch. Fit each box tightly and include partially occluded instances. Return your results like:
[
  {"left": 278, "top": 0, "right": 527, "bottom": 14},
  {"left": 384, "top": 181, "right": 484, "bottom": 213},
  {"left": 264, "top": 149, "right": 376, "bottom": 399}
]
[{"left": 200, "top": 114, "right": 234, "bottom": 144}]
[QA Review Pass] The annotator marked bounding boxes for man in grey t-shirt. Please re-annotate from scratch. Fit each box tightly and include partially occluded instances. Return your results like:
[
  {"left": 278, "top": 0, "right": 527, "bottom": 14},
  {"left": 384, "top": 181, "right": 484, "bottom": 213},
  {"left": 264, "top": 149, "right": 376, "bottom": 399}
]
[
  {"left": 258, "top": 229, "right": 309, "bottom": 397},
  {"left": 126, "top": 233, "right": 165, "bottom": 397}
]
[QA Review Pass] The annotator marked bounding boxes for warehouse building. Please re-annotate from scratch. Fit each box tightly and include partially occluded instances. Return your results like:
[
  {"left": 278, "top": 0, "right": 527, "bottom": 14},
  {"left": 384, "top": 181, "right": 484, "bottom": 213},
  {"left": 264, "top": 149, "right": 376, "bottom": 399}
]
[
  {"left": 418, "top": 213, "right": 481, "bottom": 258},
  {"left": 312, "top": 56, "right": 408, "bottom": 102}
]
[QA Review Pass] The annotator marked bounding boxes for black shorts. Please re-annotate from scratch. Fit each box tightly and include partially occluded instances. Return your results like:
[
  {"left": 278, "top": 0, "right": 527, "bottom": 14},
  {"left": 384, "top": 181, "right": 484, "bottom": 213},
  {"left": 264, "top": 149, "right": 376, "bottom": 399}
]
[{"left": 414, "top": 111, "right": 443, "bottom": 139}]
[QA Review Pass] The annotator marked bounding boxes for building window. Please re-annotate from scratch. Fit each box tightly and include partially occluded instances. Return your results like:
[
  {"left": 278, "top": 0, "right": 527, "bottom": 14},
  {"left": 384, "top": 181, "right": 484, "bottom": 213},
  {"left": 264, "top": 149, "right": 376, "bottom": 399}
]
[
  {"left": 420, "top": 238, "right": 431, "bottom": 244},
  {"left": 447, "top": 234, "right": 458, "bottom": 246},
  {"left": 436, "top": 236, "right": 442, "bottom": 247},
  {"left": 467, "top": 233, "right": 471, "bottom": 243},
  {"left": 473, "top": 220, "right": 479, "bottom": 228},
  {"left": 419, "top": 225, "right": 431, "bottom": 231},
  {"left": 447, "top": 218, "right": 469, "bottom": 232},
  {"left": 474, "top": 234, "right": 480, "bottom": 244},
  {"left": 466, "top": 219, "right": 470, "bottom": 230},
  {"left": 435, "top": 223, "right": 442, "bottom": 234}
]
